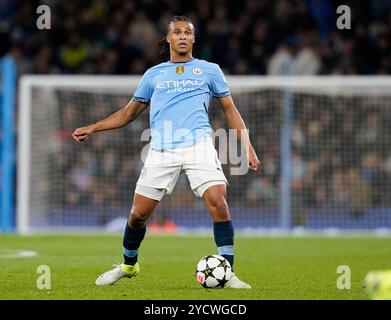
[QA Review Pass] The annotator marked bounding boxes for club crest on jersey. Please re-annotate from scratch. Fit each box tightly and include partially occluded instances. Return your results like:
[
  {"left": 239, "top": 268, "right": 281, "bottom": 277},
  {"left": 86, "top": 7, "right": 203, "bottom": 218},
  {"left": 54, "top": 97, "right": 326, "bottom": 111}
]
[
  {"left": 176, "top": 66, "right": 185, "bottom": 75},
  {"left": 192, "top": 67, "right": 203, "bottom": 75}
]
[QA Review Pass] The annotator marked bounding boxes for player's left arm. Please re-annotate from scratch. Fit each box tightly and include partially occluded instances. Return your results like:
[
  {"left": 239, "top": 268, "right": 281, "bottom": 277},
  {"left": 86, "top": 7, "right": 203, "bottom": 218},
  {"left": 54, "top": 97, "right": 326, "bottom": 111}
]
[{"left": 218, "top": 95, "right": 261, "bottom": 172}]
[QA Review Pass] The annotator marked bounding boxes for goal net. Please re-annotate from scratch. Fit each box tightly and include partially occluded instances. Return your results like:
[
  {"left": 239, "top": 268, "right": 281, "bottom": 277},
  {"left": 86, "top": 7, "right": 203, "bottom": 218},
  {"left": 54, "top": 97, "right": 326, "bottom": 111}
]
[{"left": 17, "top": 76, "right": 391, "bottom": 233}]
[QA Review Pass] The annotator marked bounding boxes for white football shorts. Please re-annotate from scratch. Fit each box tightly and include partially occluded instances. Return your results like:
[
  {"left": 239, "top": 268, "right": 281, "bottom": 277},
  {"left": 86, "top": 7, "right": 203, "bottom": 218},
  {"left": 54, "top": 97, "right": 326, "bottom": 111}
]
[{"left": 135, "top": 135, "right": 228, "bottom": 201}]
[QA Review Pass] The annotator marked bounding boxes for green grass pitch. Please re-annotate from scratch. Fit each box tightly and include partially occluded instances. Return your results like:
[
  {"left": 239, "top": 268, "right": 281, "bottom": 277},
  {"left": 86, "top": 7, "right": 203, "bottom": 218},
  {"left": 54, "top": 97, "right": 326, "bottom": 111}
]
[{"left": 0, "top": 234, "right": 390, "bottom": 300}]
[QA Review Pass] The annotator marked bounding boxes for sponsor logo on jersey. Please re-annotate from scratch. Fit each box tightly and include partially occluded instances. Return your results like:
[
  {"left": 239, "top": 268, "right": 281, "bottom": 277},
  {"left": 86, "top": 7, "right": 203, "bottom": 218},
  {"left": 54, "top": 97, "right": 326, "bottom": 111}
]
[
  {"left": 156, "top": 79, "right": 204, "bottom": 89},
  {"left": 176, "top": 66, "right": 185, "bottom": 75},
  {"left": 192, "top": 67, "right": 203, "bottom": 75}
]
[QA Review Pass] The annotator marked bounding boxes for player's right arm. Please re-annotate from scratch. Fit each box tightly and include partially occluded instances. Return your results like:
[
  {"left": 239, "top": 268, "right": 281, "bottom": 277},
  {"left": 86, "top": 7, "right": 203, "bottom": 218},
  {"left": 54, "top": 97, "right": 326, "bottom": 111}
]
[{"left": 72, "top": 100, "right": 148, "bottom": 142}]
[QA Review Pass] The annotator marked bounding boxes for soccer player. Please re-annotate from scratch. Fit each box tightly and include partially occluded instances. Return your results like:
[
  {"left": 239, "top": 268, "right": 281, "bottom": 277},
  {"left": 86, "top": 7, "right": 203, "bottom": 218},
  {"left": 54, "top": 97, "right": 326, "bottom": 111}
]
[{"left": 72, "top": 16, "right": 260, "bottom": 289}]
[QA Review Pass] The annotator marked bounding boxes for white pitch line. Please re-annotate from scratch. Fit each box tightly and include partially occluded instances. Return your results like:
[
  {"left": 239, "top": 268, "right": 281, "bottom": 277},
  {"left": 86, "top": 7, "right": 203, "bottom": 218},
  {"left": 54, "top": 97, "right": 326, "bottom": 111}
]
[{"left": 0, "top": 249, "right": 38, "bottom": 259}]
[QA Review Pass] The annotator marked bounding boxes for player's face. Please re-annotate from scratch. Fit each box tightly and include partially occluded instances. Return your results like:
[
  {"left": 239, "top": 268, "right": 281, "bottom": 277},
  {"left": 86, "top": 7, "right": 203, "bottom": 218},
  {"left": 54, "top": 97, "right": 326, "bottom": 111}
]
[{"left": 167, "top": 21, "right": 195, "bottom": 55}]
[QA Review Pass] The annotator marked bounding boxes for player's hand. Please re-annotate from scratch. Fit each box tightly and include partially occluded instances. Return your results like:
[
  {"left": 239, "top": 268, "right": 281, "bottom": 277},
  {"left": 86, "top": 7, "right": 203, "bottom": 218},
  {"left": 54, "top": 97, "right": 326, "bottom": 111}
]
[
  {"left": 72, "top": 126, "right": 93, "bottom": 142},
  {"left": 247, "top": 145, "right": 260, "bottom": 172}
]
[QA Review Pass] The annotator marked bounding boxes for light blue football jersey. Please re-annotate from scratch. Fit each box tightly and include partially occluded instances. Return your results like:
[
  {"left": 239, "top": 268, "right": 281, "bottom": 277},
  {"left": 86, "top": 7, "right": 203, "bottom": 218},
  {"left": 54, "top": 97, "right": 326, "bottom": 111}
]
[{"left": 132, "top": 58, "right": 230, "bottom": 150}]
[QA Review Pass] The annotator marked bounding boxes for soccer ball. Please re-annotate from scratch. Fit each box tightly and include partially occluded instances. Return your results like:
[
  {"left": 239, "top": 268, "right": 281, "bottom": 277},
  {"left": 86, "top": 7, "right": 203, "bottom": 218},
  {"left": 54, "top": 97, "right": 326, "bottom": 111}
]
[
  {"left": 195, "top": 254, "right": 232, "bottom": 288},
  {"left": 364, "top": 270, "right": 391, "bottom": 300}
]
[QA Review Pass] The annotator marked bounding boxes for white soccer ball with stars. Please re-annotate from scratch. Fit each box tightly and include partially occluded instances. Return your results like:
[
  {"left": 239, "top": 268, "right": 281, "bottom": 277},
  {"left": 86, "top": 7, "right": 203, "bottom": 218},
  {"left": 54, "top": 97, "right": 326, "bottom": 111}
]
[{"left": 196, "top": 254, "right": 232, "bottom": 288}]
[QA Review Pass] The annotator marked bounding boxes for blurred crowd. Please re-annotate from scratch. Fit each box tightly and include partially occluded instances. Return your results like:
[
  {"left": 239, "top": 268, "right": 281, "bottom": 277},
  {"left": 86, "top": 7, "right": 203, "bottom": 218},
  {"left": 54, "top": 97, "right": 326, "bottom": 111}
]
[
  {"left": 51, "top": 92, "right": 146, "bottom": 210},
  {"left": 2, "top": 0, "right": 391, "bottom": 223},
  {"left": 1, "top": 0, "right": 391, "bottom": 75},
  {"left": 48, "top": 89, "right": 391, "bottom": 215},
  {"left": 244, "top": 92, "right": 391, "bottom": 215}
]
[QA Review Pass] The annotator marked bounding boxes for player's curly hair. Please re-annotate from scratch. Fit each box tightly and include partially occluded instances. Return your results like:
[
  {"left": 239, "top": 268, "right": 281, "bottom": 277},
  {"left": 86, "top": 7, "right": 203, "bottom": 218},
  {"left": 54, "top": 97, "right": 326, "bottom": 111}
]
[{"left": 157, "top": 15, "right": 193, "bottom": 62}]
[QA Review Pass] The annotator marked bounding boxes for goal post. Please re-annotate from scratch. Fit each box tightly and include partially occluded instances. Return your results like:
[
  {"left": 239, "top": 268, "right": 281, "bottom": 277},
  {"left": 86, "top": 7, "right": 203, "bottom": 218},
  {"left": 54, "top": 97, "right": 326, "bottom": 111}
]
[
  {"left": 17, "top": 75, "right": 391, "bottom": 234},
  {"left": 17, "top": 75, "right": 143, "bottom": 234}
]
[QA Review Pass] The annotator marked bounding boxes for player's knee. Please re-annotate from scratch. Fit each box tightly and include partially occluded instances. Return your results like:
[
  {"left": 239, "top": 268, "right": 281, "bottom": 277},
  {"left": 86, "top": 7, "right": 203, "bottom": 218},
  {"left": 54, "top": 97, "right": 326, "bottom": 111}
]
[
  {"left": 209, "top": 197, "right": 229, "bottom": 216},
  {"left": 129, "top": 209, "right": 148, "bottom": 229}
]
